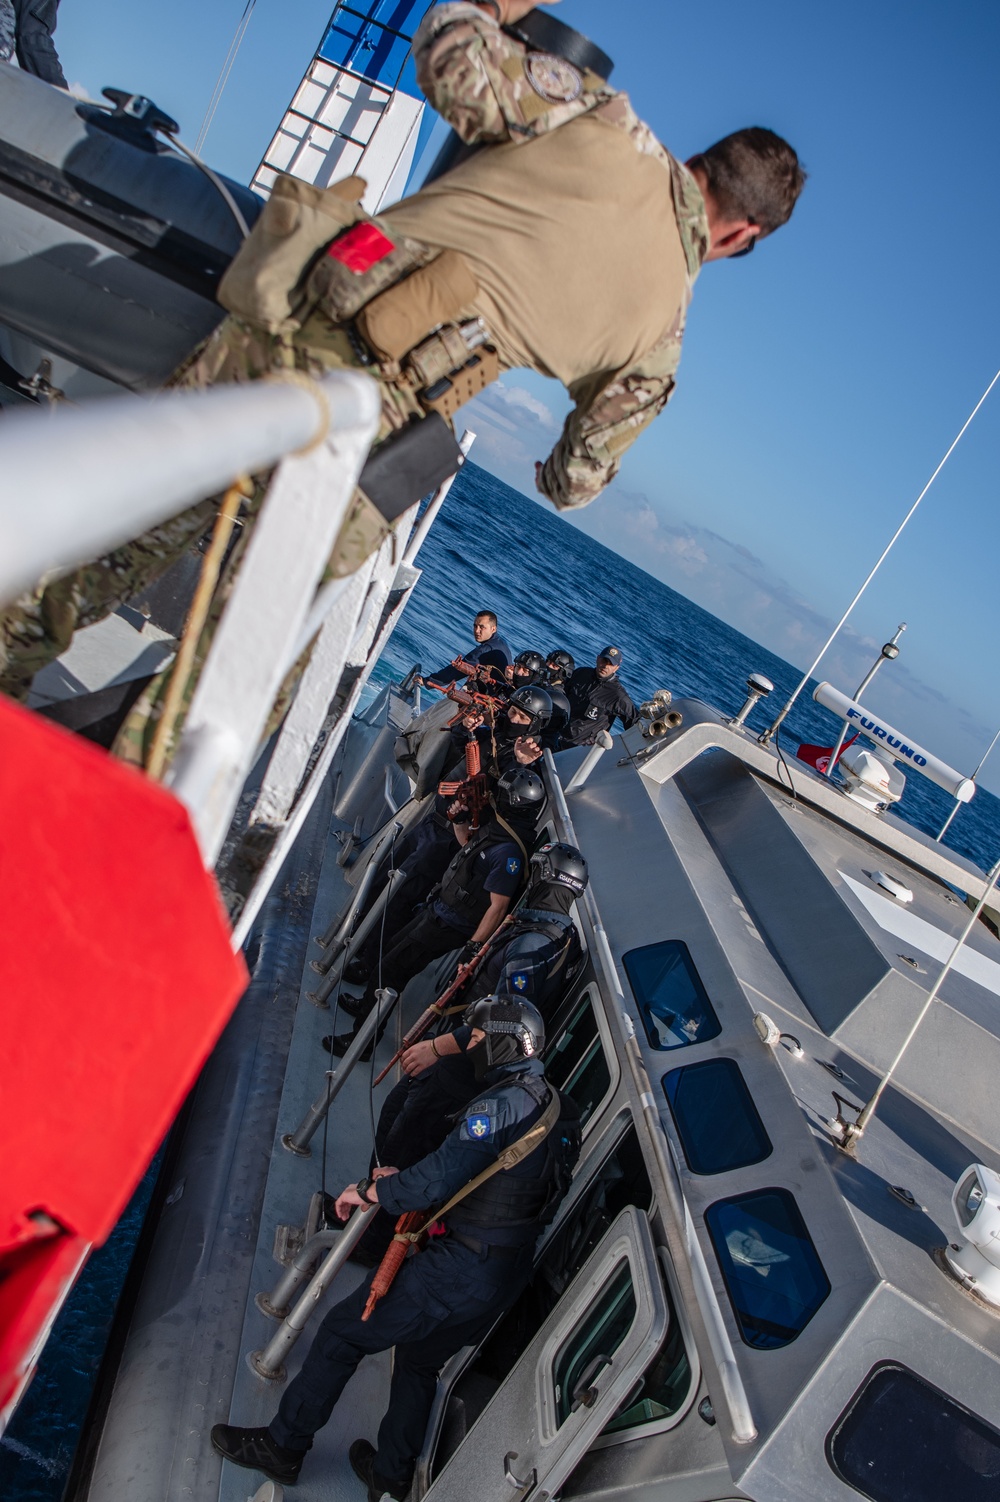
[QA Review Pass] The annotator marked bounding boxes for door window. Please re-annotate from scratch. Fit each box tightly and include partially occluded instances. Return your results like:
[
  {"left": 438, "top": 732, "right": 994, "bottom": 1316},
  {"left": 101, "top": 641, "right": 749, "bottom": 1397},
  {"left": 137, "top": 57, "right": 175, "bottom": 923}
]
[
  {"left": 544, "top": 988, "right": 612, "bottom": 1127},
  {"left": 553, "top": 1260, "right": 637, "bottom": 1426}
]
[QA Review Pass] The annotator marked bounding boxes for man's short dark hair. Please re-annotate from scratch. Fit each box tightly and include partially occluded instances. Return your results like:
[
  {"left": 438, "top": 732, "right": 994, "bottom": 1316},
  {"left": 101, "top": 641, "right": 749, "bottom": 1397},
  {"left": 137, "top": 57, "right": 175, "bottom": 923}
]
[
  {"left": 475, "top": 610, "right": 497, "bottom": 627},
  {"left": 688, "top": 128, "right": 805, "bottom": 237}
]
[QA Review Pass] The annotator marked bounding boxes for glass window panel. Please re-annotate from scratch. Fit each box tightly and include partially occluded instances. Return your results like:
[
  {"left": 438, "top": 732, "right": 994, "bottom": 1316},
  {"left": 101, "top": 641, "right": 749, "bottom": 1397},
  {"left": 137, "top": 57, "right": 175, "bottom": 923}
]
[
  {"left": 663, "top": 1058, "right": 772, "bottom": 1175},
  {"left": 828, "top": 1363, "right": 1000, "bottom": 1502},
  {"left": 319, "top": 1, "right": 418, "bottom": 88},
  {"left": 602, "top": 1310, "right": 691, "bottom": 1434},
  {"left": 622, "top": 941, "right": 721, "bottom": 1051},
  {"left": 552, "top": 1260, "right": 637, "bottom": 1427},
  {"left": 706, "top": 1189, "right": 830, "bottom": 1350},
  {"left": 543, "top": 992, "right": 612, "bottom": 1127}
]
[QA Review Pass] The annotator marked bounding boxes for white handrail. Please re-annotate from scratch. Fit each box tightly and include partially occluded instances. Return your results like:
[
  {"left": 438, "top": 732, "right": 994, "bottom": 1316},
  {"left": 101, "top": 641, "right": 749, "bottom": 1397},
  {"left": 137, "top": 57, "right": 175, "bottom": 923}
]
[{"left": 0, "top": 372, "right": 380, "bottom": 608}]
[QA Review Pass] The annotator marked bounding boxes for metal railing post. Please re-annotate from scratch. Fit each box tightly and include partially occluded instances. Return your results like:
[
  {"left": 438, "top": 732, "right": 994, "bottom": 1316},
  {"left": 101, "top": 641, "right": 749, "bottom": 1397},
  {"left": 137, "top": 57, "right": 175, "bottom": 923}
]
[
  {"left": 248, "top": 1205, "right": 379, "bottom": 1381},
  {"left": 313, "top": 821, "right": 402, "bottom": 963},
  {"left": 282, "top": 988, "right": 398, "bottom": 1156},
  {"left": 307, "top": 870, "right": 406, "bottom": 1003},
  {"left": 255, "top": 1229, "right": 341, "bottom": 1319},
  {"left": 564, "top": 730, "right": 613, "bottom": 794}
]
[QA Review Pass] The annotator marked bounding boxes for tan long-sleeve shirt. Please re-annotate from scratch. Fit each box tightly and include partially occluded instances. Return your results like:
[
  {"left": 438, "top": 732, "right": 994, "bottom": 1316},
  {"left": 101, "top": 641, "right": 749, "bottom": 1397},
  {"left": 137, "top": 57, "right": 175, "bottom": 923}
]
[{"left": 382, "top": 2, "right": 709, "bottom": 509}]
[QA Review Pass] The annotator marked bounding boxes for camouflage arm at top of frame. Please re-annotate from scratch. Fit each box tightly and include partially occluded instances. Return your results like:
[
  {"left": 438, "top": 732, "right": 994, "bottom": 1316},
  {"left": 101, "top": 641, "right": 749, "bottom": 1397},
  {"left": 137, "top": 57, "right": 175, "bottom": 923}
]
[{"left": 412, "top": 0, "right": 614, "bottom": 145}]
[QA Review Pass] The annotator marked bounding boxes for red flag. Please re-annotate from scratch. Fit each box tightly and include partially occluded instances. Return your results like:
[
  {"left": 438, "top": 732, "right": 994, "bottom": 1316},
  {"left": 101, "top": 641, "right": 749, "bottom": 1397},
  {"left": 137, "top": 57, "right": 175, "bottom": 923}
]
[
  {"left": 795, "top": 732, "right": 858, "bottom": 774},
  {"left": 0, "top": 697, "right": 247, "bottom": 1423}
]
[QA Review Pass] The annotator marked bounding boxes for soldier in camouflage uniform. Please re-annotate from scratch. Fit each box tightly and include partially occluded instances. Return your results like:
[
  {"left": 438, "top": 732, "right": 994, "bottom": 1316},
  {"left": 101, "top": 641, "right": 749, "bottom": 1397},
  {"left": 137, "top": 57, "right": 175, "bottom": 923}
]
[{"left": 0, "top": 0, "right": 804, "bottom": 722}]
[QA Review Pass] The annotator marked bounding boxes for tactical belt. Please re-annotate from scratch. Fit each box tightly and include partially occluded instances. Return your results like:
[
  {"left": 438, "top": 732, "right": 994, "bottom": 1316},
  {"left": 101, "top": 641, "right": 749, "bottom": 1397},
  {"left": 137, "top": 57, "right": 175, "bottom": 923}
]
[{"left": 449, "top": 1228, "right": 524, "bottom": 1259}]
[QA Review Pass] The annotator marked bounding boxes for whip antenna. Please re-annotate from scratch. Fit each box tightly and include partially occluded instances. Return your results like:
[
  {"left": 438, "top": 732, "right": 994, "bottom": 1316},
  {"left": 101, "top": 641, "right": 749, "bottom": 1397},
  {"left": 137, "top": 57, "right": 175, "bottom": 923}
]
[
  {"left": 196, "top": 0, "right": 259, "bottom": 156},
  {"left": 760, "top": 365, "right": 1000, "bottom": 745}
]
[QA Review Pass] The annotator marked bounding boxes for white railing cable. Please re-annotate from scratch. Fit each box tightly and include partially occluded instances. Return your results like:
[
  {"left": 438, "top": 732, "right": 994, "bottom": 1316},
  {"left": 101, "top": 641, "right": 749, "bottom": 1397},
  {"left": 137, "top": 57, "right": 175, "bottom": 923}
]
[
  {"left": 0, "top": 371, "right": 380, "bottom": 609},
  {"left": 760, "top": 364, "right": 1000, "bottom": 745}
]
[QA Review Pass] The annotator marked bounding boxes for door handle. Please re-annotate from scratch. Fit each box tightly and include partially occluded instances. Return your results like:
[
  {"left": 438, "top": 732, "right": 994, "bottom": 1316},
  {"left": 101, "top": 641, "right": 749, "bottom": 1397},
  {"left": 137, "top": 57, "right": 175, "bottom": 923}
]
[
  {"left": 570, "top": 1351, "right": 613, "bottom": 1411},
  {"left": 504, "top": 1450, "right": 537, "bottom": 1490}
]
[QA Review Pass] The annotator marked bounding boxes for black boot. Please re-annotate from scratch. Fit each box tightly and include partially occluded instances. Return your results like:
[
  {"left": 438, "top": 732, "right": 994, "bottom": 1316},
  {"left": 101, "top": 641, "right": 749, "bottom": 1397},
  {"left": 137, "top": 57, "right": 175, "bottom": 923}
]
[
  {"left": 211, "top": 1424, "right": 304, "bottom": 1485},
  {"left": 321, "top": 1030, "right": 373, "bottom": 1060},
  {"left": 349, "top": 1438, "right": 406, "bottom": 1501}
]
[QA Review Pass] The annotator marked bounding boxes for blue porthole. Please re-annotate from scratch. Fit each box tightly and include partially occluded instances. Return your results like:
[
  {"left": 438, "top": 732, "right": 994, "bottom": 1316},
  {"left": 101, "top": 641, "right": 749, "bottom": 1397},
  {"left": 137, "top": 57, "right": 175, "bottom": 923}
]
[
  {"left": 622, "top": 941, "right": 721, "bottom": 1051},
  {"left": 705, "top": 1188, "right": 830, "bottom": 1349}
]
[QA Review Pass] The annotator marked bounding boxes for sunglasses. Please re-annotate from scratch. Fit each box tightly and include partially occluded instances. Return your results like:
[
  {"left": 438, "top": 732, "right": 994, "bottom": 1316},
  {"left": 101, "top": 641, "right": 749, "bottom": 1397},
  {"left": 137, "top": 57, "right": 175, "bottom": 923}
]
[{"left": 730, "top": 220, "right": 759, "bottom": 259}]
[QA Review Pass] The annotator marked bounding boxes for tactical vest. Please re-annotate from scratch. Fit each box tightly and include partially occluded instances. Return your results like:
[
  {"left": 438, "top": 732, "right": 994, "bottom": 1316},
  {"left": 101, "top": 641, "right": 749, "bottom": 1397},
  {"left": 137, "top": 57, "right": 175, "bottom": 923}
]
[
  {"left": 437, "top": 822, "right": 522, "bottom": 929},
  {"left": 476, "top": 910, "right": 577, "bottom": 999},
  {"left": 452, "top": 1074, "right": 581, "bottom": 1240}
]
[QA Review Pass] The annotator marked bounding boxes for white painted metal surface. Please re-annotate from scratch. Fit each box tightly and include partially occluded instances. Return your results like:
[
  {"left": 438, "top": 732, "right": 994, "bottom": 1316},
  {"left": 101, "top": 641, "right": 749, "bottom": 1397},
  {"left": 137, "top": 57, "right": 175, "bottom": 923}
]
[
  {"left": 166, "top": 393, "right": 380, "bottom": 865},
  {"left": 0, "top": 372, "right": 379, "bottom": 608}
]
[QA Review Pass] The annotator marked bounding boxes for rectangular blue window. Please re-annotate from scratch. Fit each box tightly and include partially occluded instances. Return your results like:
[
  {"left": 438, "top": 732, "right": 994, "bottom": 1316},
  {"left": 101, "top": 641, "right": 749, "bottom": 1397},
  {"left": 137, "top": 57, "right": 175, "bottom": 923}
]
[
  {"left": 828, "top": 1363, "right": 1000, "bottom": 1502},
  {"left": 319, "top": 0, "right": 423, "bottom": 90},
  {"left": 706, "top": 1189, "right": 830, "bottom": 1349},
  {"left": 663, "top": 1059, "right": 772, "bottom": 1175},
  {"left": 622, "top": 941, "right": 721, "bottom": 1051}
]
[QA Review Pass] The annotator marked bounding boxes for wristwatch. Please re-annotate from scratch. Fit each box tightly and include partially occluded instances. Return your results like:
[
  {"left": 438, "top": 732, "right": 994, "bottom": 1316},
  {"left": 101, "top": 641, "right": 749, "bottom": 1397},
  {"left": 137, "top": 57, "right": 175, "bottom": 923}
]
[{"left": 356, "top": 1177, "right": 378, "bottom": 1205}]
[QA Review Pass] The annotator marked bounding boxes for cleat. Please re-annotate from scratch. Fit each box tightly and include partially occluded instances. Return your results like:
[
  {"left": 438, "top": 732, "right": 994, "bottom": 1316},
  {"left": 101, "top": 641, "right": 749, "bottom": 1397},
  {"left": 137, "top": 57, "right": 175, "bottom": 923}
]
[
  {"left": 211, "top": 1424, "right": 304, "bottom": 1486},
  {"left": 349, "top": 1438, "right": 405, "bottom": 1501}
]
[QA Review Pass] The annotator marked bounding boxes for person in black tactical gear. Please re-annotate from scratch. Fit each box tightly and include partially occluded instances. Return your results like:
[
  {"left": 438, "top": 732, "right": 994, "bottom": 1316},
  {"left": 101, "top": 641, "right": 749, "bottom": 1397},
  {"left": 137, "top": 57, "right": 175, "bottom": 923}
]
[
  {"left": 421, "top": 609, "right": 512, "bottom": 690},
  {"left": 542, "top": 650, "right": 575, "bottom": 744},
  {"left": 323, "top": 768, "right": 545, "bottom": 1056},
  {"left": 351, "top": 843, "right": 589, "bottom": 1263},
  {"left": 561, "top": 645, "right": 641, "bottom": 748},
  {"left": 509, "top": 648, "right": 545, "bottom": 687},
  {"left": 211, "top": 999, "right": 580, "bottom": 1499},
  {"left": 448, "top": 680, "right": 551, "bottom": 776}
]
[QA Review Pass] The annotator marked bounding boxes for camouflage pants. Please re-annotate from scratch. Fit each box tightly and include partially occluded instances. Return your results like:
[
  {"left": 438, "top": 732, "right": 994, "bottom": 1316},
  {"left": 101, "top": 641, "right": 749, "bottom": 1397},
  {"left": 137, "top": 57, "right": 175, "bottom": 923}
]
[{"left": 0, "top": 313, "right": 425, "bottom": 722}]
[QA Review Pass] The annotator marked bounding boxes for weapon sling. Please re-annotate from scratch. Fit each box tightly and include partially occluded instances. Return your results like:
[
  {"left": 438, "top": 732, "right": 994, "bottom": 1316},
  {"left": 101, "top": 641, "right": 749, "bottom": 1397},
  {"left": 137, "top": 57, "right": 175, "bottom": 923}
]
[{"left": 361, "top": 1087, "right": 561, "bottom": 1320}]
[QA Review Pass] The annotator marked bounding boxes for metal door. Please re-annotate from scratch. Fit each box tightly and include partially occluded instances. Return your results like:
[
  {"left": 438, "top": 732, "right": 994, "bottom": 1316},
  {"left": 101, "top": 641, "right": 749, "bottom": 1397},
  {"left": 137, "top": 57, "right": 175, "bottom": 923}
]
[{"left": 422, "top": 1205, "right": 668, "bottom": 1502}]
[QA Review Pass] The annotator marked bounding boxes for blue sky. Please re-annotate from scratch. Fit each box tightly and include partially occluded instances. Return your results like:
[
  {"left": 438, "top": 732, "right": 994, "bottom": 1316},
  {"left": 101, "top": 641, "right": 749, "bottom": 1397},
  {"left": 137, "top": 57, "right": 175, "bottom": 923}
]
[{"left": 55, "top": 1, "right": 1000, "bottom": 789}]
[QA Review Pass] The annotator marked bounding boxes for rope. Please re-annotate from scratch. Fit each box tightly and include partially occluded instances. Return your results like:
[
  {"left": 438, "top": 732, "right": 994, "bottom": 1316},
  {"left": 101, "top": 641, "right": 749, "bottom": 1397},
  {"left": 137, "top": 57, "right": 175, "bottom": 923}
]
[
  {"left": 145, "top": 476, "right": 251, "bottom": 781},
  {"left": 264, "top": 370, "right": 333, "bottom": 455}
]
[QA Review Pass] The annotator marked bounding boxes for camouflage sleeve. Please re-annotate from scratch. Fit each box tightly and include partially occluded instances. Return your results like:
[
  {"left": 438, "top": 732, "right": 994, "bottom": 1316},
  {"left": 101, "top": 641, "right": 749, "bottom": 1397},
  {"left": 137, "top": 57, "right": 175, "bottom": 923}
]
[
  {"left": 413, "top": 2, "right": 610, "bottom": 145},
  {"left": 537, "top": 330, "right": 684, "bottom": 511}
]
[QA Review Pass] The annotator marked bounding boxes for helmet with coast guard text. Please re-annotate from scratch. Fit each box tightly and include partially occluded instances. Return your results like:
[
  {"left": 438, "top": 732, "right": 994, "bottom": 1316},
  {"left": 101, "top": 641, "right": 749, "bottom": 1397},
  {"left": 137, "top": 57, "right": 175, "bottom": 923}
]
[
  {"left": 529, "top": 842, "right": 588, "bottom": 896},
  {"left": 545, "top": 649, "right": 575, "bottom": 682},
  {"left": 463, "top": 995, "right": 546, "bottom": 1066}
]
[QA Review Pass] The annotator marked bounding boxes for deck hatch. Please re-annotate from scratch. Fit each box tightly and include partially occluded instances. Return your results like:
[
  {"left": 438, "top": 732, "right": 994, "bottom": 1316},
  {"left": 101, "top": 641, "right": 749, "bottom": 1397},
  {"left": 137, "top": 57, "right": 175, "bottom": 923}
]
[
  {"left": 621, "top": 940, "right": 721, "bottom": 1050},
  {"left": 663, "top": 1058, "right": 772, "bottom": 1174},
  {"left": 827, "top": 1361, "right": 1000, "bottom": 1501},
  {"left": 705, "top": 1188, "right": 830, "bottom": 1349}
]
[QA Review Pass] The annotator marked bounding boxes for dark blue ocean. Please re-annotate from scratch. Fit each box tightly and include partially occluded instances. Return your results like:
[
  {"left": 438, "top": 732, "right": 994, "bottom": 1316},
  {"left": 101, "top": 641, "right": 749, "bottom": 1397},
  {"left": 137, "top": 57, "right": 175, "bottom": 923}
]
[{"left": 4, "top": 462, "right": 999, "bottom": 1499}]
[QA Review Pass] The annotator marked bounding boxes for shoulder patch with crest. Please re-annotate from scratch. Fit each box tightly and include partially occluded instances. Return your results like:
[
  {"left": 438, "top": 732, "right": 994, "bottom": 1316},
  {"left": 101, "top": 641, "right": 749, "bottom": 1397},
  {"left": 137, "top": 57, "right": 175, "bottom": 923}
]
[
  {"left": 524, "top": 52, "right": 583, "bottom": 104},
  {"left": 506, "top": 856, "right": 521, "bottom": 875},
  {"left": 461, "top": 1096, "right": 498, "bottom": 1142},
  {"left": 511, "top": 971, "right": 529, "bottom": 992}
]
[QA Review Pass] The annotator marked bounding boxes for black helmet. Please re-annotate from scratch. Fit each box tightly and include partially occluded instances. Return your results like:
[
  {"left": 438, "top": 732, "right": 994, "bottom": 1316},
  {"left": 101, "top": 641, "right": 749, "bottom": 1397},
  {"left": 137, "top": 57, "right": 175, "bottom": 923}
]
[
  {"left": 507, "top": 684, "right": 552, "bottom": 734},
  {"left": 513, "top": 649, "right": 545, "bottom": 677},
  {"left": 530, "top": 842, "right": 588, "bottom": 895},
  {"left": 545, "top": 649, "right": 575, "bottom": 681},
  {"left": 463, "top": 995, "right": 545, "bottom": 1066},
  {"left": 495, "top": 766, "right": 545, "bottom": 812}
]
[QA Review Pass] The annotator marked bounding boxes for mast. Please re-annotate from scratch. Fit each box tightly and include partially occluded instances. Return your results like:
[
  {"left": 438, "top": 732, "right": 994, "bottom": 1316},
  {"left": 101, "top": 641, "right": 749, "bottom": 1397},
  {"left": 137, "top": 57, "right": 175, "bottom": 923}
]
[{"left": 251, "top": 0, "right": 434, "bottom": 211}]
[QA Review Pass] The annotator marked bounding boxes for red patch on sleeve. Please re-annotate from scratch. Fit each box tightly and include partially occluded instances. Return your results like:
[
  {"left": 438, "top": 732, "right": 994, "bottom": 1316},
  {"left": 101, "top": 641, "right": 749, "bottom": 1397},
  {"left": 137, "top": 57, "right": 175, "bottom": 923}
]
[{"left": 326, "top": 222, "right": 396, "bottom": 274}]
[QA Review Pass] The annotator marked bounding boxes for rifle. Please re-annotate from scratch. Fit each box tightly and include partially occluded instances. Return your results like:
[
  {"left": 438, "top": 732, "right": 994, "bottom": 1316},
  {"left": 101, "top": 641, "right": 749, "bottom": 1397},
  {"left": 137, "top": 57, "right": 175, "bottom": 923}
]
[
  {"left": 371, "top": 913, "right": 514, "bottom": 1087},
  {"left": 426, "top": 655, "right": 509, "bottom": 692},
  {"left": 437, "top": 684, "right": 506, "bottom": 828}
]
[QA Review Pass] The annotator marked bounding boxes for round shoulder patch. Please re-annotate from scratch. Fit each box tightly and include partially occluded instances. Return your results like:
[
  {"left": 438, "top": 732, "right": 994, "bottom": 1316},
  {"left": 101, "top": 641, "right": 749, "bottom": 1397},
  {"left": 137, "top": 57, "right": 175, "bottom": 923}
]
[{"left": 524, "top": 52, "right": 583, "bottom": 104}]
